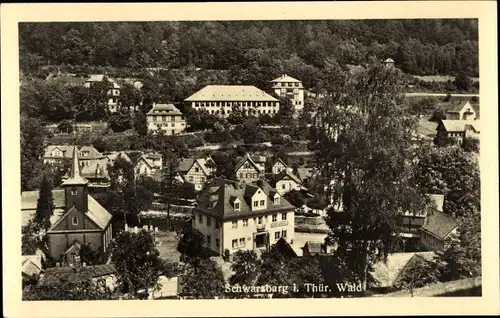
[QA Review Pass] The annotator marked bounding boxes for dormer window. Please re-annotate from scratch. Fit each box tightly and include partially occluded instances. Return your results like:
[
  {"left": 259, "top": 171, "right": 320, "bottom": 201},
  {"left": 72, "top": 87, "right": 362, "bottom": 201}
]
[
  {"left": 72, "top": 216, "right": 79, "bottom": 225},
  {"left": 71, "top": 188, "right": 78, "bottom": 196},
  {"left": 274, "top": 197, "right": 280, "bottom": 204},
  {"left": 234, "top": 202, "right": 240, "bottom": 211}
]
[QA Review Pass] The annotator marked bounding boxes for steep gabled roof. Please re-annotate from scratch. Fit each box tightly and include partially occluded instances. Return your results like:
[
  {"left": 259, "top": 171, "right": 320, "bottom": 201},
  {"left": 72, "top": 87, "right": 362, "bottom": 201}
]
[
  {"left": 234, "top": 153, "right": 261, "bottom": 172},
  {"left": 421, "top": 210, "right": 459, "bottom": 240},
  {"left": 275, "top": 169, "right": 302, "bottom": 185},
  {"left": 273, "top": 158, "right": 288, "bottom": 168},
  {"left": 443, "top": 101, "right": 474, "bottom": 113}
]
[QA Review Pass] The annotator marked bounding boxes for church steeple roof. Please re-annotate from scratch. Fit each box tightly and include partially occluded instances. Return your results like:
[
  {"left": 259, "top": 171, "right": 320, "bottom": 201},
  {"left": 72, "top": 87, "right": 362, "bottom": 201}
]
[{"left": 61, "top": 145, "right": 89, "bottom": 186}]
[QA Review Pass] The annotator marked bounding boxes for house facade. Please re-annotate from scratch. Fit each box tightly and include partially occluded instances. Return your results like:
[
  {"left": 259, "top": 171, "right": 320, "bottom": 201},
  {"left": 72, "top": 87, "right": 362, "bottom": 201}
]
[
  {"left": 146, "top": 103, "right": 186, "bottom": 135},
  {"left": 274, "top": 168, "right": 304, "bottom": 195},
  {"left": 271, "top": 158, "right": 288, "bottom": 175},
  {"left": 234, "top": 154, "right": 265, "bottom": 183},
  {"left": 184, "top": 85, "right": 280, "bottom": 117},
  {"left": 192, "top": 178, "right": 295, "bottom": 256},
  {"left": 134, "top": 153, "right": 163, "bottom": 178},
  {"left": 178, "top": 158, "right": 213, "bottom": 191},
  {"left": 444, "top": 101, "right": 477, "bottom": 120},
  {"left": 271, "top": 75, "right": 305, "bottom": 111},
  {"left": 45, "top": 146, "right": 113, "bottom": 263},
  {"left": 436, "top": 120, "right": 480, "bottom": 143}
]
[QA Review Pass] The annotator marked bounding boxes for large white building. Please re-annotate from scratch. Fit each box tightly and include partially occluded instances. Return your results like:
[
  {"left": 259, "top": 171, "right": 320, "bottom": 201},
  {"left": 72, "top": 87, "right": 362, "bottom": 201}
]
[
  {"left": 271, "top": 75, "right": 305, "bottom": 111},
  {"left": 192, "top": 178, "right": 295, "bottom": 256},
  {"left": 146, "top": 103, "right": 186, "bottom": 135},
  {"left": 184, "top": 85, "right": 280, "bottom": 117}
]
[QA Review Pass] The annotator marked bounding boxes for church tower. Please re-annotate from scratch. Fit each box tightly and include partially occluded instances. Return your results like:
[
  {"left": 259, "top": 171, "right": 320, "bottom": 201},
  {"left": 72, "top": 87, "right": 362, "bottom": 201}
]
[{"left": 61, "top": 146, "right": 89, "bottom": 212}]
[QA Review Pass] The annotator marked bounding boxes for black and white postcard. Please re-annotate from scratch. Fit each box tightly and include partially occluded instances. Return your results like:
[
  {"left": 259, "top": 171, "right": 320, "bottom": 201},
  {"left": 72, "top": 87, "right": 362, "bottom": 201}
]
[{"left": 2, "top": 1, "right": 498, "bottom": 317}]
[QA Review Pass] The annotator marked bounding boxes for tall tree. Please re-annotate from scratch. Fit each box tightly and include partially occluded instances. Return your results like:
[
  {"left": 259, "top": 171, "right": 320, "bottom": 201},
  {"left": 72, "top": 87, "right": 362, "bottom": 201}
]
[
  {"left": 314, "top": 64, "right": 427, "bottom": 291},
  {"left": 20, "top": 116, "right": 47, "bottom": 191},
  {"left": 177, "top": 227, "right": 207, "bottom": 265},
  {"left": 111, "top": 230, "right": 167, "bottom": 299},
  {"left": 134, "top": 110, "right": 148, "bottom": 136},
  {"left": 34, "top": 173, "right": 54, "bottom": 230},
  {"left": 161, "top": 148, "right": 183, "bottom": 229}
]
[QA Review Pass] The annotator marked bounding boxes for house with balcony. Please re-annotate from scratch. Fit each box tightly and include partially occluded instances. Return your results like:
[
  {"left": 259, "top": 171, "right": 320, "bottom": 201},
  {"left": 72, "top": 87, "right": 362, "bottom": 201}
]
[
  {"left": 146, "top": 103, "right": 186, "bottom": 135},
  {"left": 184, "top": 85, "right": 280, "bottom": 117},
  {"left": 271, "top": 75, "right": 305, "bottom": 111},
  {"left": 234, "top": 154, "right": 266, "bottom": 183},
  {"left": 178, "top": 157, "right": 214, "bottom": 191},
  {"left": 192, "top": 178, "right": 295, "bottom": 256}
]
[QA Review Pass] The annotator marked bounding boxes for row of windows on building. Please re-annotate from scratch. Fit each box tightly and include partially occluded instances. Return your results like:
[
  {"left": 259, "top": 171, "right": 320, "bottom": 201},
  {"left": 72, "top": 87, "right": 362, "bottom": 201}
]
[
  {"left": 202, "top": 109, "right": 278, "bottom": 115},
  {"left": 279, "top": 88, "right": 300, "bottom": 93},
  {"left": 188, "top": 175, "right": 206, "bottom": 183},
  {"left": 230, "top": 230, "right": 287, "bottom": 249},
  {"left": 196, "top": 212, "right": 287, "bottom": 229},
  {"left": 193, "top": 101, "right": 279, "bottom": 108},
  {"left": 148, "top": 115, "right": 185, "bottom": 122},
  {"left": 231, "top": 212, "right": 287, "bottom": 228},
  {"left": 151, "top": 123, "right": 180, "bottom": 128}
]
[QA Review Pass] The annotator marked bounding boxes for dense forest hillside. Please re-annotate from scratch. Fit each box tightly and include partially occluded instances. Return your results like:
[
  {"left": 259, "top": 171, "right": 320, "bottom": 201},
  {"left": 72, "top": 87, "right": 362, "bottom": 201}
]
[{"left": 20, "top": 20, "right": 478, "bottom": 78}]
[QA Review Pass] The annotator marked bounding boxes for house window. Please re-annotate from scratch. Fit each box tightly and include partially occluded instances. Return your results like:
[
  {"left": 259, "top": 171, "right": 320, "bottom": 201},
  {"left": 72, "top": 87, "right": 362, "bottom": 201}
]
[
  {"left": 201, "top": 177, "right": 206, "bottom": 183},
  {"left": 243, "top": 219, "right": 248, "bottom": 227},
  {"left": 215, "top": 221, "right": 220, "bottom": 229},
  {"left": 282, "top": 230, "right": 287, "bottom": 238},
  {"left": 253, "top": 201, "right": 259, "bottom": 208},
  {"left": 232, "top": 239, "right": 238, "bottom": 249},
  {"left": 275, "top": 231, "right": 281, "bottom": 240},
  {"left": 239, "top": 173, "right": 243, "bottom": 179},
  {"left": 72, "top": 216, "right": 79, "bottom": 226},
  {"left": 258, "top": 217, "right": 263, "bottom": 224},
  {"left": 260, "top": 200, "right": 265, "bottom": 206},
  {"left": 282, "top": 213, "right": 287, "bottom": 220},
  {"left": 207, "top": 235, "right": 211, "bottom": 246},
  {"left": 195, "top": 167, "right": 199, "bottom": 173},
  {"left": 253, "top": 173, "right": 258, "bottom": 178},
  {"left": 216, "top": 239, "right": 220, "bottom": 247},
  {"left": 71, "top": 188, "right": 78, "bottom": 195},
  {"left": 232, "top": 220, "right": 238, "bottom": 228},
  {"left": 199, "top": 214, "right": 203, "bottom": 224},
  {"left": 282, "top": 184, "right": 286, "bottom": 189},
  {"left": 189, "top": 176, "right": 194, "bottom": 182},
  {"left": 274, "top": 197, "right": 280, "bottom": 204},
  {"left": 239, "top": 238, "right": 246, "bottom": 247},
  {"left": 207, "top": 217, "right": 211, "bottom": 227},
  {"left": 234, "top": 202, "right": 240, "bottom": 211},
  {"left": 246, "top": 173, "right": 251, "bottom": 178},
  {"left": 272, "top": 214, "right": 277, "bottom": 222}
]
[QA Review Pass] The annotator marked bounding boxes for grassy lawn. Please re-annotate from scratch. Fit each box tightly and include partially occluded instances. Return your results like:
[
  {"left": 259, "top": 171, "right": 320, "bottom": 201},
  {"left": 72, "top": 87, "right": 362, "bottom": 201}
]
[
  {"left": 155, "top": 230, "right": 182, "bottom": 263},
  {"left": 417, "top": 118, "right": 439, "bottom": 138}
]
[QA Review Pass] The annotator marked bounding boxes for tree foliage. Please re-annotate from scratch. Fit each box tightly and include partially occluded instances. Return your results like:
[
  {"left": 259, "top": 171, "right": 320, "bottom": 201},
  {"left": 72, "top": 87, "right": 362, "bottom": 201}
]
[
  {"left": 180, "top": 259, "right": 226, "bottom": 298},
  {"left": 111, "top": 230, "right": 167, "bottom": 298},
  {"left": 23, "top": 278, "right": 117, "bottom": 300},
  {"left": 415, "top": 146, "right": 480, "bottom": 218},
  {"left": 435, "top": 213, "right": 481, "bottom": 282},
  {"left": 20, "top": 21, "right": 479, "bottom": 77},
  {"left": 314, "top": 64, "right": 427, "bottom": 290},
  {"left": 34, "top": 173, "right": 54, "bottom": 230},
  {"left": 20, "top": 116, "right": 47, "bottom": 191}
]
